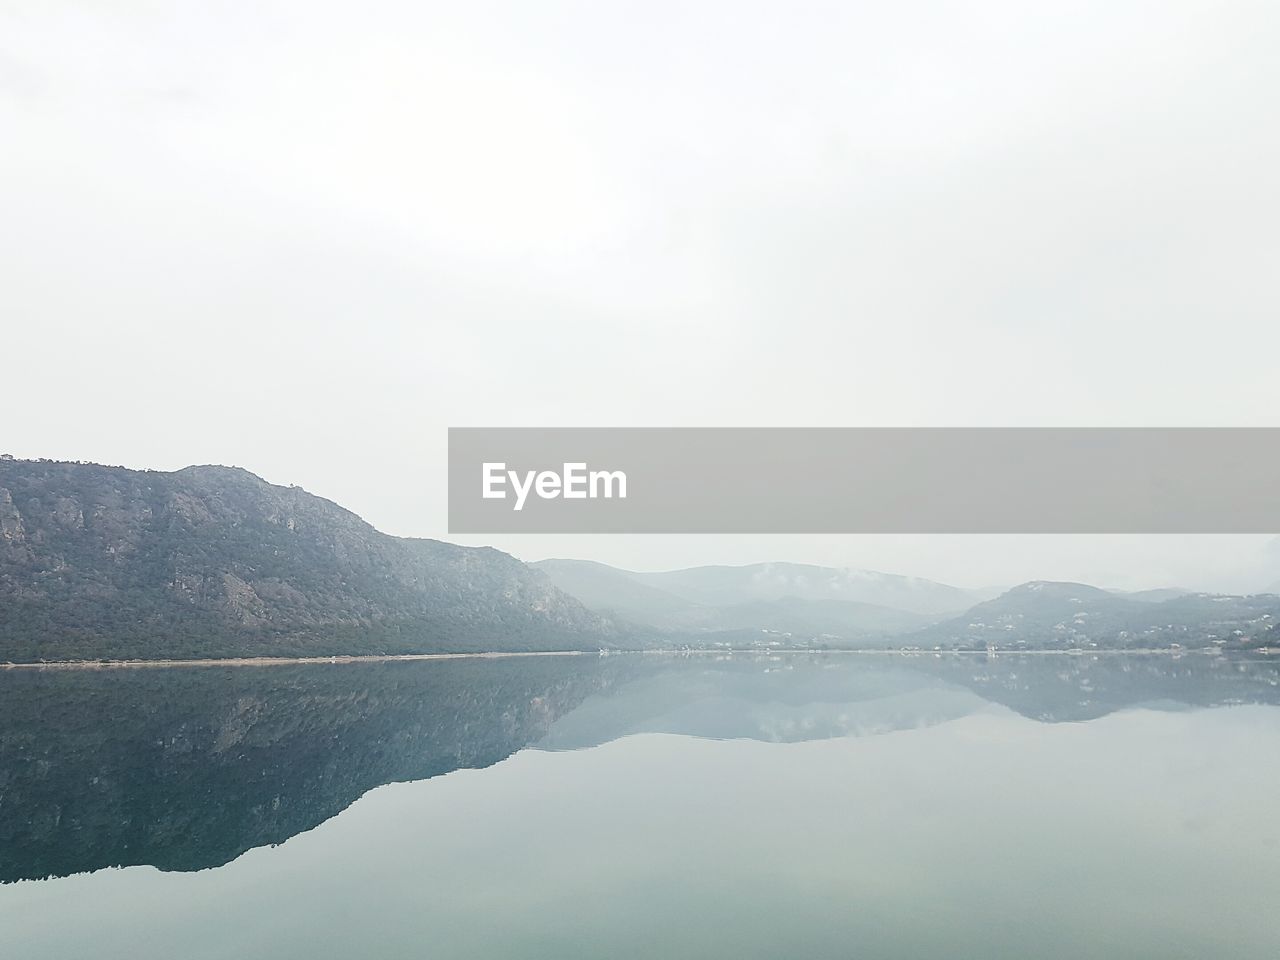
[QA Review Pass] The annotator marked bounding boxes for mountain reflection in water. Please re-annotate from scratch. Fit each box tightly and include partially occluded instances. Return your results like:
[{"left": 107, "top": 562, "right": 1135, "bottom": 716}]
[{"left": 1, "top": 652, "right": 1278, "bottom": 883}]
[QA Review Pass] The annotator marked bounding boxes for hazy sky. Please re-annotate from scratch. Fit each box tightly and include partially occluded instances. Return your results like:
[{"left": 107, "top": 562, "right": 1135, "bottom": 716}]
[{"left": 4, "top": 2, "right": 1279, "bottom": 590}]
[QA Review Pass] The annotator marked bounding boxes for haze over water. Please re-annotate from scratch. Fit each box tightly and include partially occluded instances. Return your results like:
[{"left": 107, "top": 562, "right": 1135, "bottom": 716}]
[{"left": 2, "top": 652, "right": 1278, "bottom": 959}]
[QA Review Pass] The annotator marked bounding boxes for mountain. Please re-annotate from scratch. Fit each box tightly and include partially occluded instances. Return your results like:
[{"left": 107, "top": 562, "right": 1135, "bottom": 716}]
[
  {"left": 912, "top": 580, "right": 1280, "bottom": 650},
  {"left": 533, "top": 558, "right": 974, "bottom": 644},
  {"left": 1116, "top": 587, "right": 1194, "bottom": 603},
  {"left": 677, "top": 595, "right": 934, "bottom": 637},
  {"left": 530, "top": 559, "right": 703, "bottom": 625},
  {"left": 0, "top": 459, "right": 620, "bottom": 661},
  {"left": 629, "top": 562, "right": 987, "bottom": 615}
]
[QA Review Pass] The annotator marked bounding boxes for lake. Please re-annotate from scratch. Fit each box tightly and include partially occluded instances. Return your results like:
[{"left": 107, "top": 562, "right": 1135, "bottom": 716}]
[{"left": 2, "top": 651, "right": 1278, "bottom": 958}]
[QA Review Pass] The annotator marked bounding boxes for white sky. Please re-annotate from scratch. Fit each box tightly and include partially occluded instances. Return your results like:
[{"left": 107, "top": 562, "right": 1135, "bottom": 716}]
[{"left": 3, "top": 2, "right": 1279, "bottom": 591}]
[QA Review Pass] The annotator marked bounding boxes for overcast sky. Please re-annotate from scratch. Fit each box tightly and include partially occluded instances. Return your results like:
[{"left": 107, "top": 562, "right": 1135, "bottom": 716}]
[{"left": 4, "top": 2, "right": 1279, "bottom": 590}]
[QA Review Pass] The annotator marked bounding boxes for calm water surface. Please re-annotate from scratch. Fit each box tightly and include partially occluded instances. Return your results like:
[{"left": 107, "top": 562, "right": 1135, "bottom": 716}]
[{"left": 2, "top": 652, "right": 1278, "bottom": 958}]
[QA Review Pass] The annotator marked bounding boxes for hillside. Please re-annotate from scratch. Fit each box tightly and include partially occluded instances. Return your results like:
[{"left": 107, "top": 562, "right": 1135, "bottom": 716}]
[
  {"left": 0, "top": 459, "right": 620, "bottom": 661},
  {"left": 912, "top": 581, "right": 1280, "bottom": 650},
  {"left": 530, "top": 559, "right": 703, "bottom": 625},
  {"left": 6, "top": 459, "right": 1274, "bottom": 662},
  {"left": 534, "top": 558, "right": 971, "bottom": 643},
  {"left": 629, "top": 562, "right": 986, "bottom": 615}
]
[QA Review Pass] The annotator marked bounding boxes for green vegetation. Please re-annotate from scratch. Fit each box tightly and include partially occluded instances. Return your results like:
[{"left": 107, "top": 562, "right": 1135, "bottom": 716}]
[{"left": 0, "top": 460, "right": 623, "bottom": 661}]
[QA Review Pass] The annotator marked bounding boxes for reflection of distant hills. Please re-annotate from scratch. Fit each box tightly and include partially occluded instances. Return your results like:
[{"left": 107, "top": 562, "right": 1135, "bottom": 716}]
[
  {"left": 537, "top": 660, "right": 989, "bottom": 748},
  {"left": 899, "top": 651, "right": 1280, "bottom": 722},
  {"left": 2, "top": 652, "right": 1278, "bottom": 883},
  {"left": 539, "top": 653, "right": 1280, "bottom": 747}
]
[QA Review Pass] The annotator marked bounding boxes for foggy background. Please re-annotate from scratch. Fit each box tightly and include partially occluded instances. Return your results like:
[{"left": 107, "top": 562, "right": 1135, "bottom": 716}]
[{"left": 4, "top": 2, "right": 1279, "bottom": 591}]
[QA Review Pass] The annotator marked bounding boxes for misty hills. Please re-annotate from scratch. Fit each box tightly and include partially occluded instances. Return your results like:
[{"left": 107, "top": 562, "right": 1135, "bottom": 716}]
[
  {"left": 914, "top": 580, "right": 1279, "bottom": 650},
  {"left": 1, "top": 458, "right": 1276, "bottom": 662},
  {"left": 0, "top": 459, "right": 619, "bottom": 661},
  {"left": 535, "top": 561, "right": 1280, "bottom": 651},
  {"left": 631, "top": 561, "right": 985, "bottom": 614},
  {"left": 532, "top": 559, "right": 984, "bottom": 643}
]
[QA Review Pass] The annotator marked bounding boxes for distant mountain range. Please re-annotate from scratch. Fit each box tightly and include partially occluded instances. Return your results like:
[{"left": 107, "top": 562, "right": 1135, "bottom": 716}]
[
  {"left": 914, "top": 580, "right": 1280, "bottom": 651},
  {"left": 532, "top": 559, "right": 988, "bottom": 643},
  {"left": 535, "top": 560, "right": 1280, "bottom": 652},
  {"left": 0, "top": 459, "right": 620, "bottom": 661},
  {"left": 1, "top": 458, "right": 1277, "bottom": 661}
]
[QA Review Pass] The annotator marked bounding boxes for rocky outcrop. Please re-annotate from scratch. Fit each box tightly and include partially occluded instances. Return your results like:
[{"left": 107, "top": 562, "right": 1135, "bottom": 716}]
[{"left": 0, "top": 459, "right": 622, "bottom": 661}]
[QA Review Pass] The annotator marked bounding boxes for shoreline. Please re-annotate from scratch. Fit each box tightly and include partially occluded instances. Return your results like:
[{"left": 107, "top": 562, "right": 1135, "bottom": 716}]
[
  {"left": 0, "top": 646, "right": 1266, "bottom": 671},
  {"left": 0, "top": 650, "right": 593, "bottom": 671}
]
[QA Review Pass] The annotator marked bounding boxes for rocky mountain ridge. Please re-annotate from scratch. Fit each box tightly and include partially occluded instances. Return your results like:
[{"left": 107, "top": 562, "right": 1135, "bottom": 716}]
[{"left": 0, "top": 458, "right": 620, "bottom": 661}]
